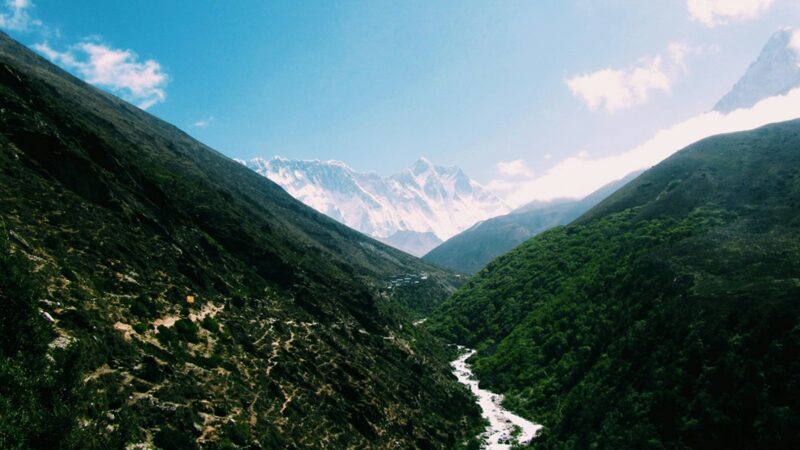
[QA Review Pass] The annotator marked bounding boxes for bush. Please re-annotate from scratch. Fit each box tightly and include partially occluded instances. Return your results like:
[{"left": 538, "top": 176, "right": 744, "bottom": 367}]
[
  {"left": 201, "top": 316, "right": 219, "bottom": 333},
  {"left": 156, "top": 325, "right": 176, "bottom": 345},
  {"left": 174, "top": 319, "right": 199, "bottom": 343},
  {"left": 130, "top": 295, "right": 158, "bottom": 318},
  {"left": 153, "top": 426, "right": 198, "bottom": 450},
  {"left": 0, "top": 226, "right": 81, "bottom": 448},
  {"left": 222, "top": 420, "right": 251, "bottom": 446},
  {"left": 0, "top": 231, "right": 51, "bottom": 356}
]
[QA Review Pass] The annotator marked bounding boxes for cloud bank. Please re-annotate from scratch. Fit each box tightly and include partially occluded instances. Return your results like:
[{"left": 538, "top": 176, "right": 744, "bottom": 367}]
[
  {"left": 34, "top": 41, "right": 168, "bottom": 109},
  {"left": 491, "top": 88, "right": 800, "bottom": 207},
  {"left": 687, "top": 0, "right": 775, "bottom": 27},
  {"left": 496, "top": 159, "right": 533, "bottom": 177}
]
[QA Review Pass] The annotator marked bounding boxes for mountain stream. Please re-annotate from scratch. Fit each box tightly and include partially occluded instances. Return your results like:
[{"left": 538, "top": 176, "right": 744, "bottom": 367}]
[{"left": 451, "top": 347, "right": 542, "bottom": 449}]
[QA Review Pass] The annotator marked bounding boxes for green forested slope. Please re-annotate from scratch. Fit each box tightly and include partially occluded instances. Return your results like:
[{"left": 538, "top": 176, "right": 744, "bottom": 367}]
[
  {"left": 0, "top": 32, "right": 479, "bottom": 449},
  {"left": 423, "top": 172, "right": 640, "bottom": 274},
  {"left": 427, "top": 120, "right": 800, "bottom": 449}
]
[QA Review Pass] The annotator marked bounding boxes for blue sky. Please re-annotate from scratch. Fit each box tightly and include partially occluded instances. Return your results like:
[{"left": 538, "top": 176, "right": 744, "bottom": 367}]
[{"left": 3, "top": 0, "right": 800, "bottom": 203}]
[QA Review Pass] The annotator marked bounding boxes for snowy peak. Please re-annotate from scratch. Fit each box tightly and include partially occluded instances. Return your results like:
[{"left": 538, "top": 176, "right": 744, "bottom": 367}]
[
  {"left": 714, "top": 28, "right": 800, "bottom": 113},
  {"left": 240, "top": 157, "right": 511, "bottom": 256},
  {"left": 410, "top": 157, "right": 435, "bottom": 175}
]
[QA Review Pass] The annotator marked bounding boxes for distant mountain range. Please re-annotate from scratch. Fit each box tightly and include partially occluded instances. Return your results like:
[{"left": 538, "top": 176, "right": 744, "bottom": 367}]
[
  {"left": 239, "top": 28, "right": 800, "bottom": 262},
  {"left": 714, "top": 27, "right": 800, "bottom": 112},
  {"left": 239, "top": 156, "right": 511, "bottom": 256}
]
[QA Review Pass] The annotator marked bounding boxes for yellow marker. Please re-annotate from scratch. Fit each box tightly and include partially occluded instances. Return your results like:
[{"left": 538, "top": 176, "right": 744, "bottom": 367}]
[{"left": 186, "top": 295, "right": 195, "bottom": 304}]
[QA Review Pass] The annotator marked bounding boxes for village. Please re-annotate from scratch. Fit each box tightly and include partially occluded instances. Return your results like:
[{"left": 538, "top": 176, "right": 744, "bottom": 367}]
[{"left": 385, "top": 272, "right": 430, "bottom": 290}]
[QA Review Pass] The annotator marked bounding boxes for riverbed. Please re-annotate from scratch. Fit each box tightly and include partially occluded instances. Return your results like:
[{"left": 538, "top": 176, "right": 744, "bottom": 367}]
[{"left": 451, "top": 348, "right": 542, "bottom": 449}]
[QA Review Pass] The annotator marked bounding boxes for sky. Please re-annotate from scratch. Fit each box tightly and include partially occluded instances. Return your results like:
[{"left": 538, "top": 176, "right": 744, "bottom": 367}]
[{"left": 3, "top": 0, "right": 800, "bottom": 206}]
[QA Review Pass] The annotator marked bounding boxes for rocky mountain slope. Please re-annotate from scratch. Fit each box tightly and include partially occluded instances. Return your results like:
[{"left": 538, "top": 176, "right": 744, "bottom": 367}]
[
  {"left": 239, "top": 156, "right": 510, "bottom": 256},
  {"left": 0, "top": 31, "right": 481, "bottom": 449},
  {"left": 714, "top": 27, "right": 800, "bottom": 112},
  {"left": 427, "top": 120, "right": 800, "bottom": 449},
  {"left": 423, "top": 172, "right": 640, "bottom": 274}
]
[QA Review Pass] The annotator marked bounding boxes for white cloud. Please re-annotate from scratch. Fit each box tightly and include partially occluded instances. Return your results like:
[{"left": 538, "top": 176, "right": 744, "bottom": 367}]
[
  {"left": 789, "top": 29, "right": 800, "bottom": 56},
  {"left": 566, "top": 57, "right": 669, "bottom": 112},
  {"left": 687, "top": 0, "right": 775, "bottom": 27},
  {"left": 485, "top": 178, "right": 518, "bottom": 194},
  {"left": 0, "top": 0, "right": 40, "bottom": 31},
  {"left": 33, "top": 41, "right": 168, "bottom": 109},
  {"left": 566, "top": 41, "right": 704, "bottom": 113},
  {"left": 496, "top": 159, "right": 533, "bottom": 177},
  {"left": 668, "top": 42, "right": 693, "bottom": 70},
  {"left": 191, "top": 116, "right": 214, "bottom": 129},
  {"left": 494, "top": 88, "right": 800, "bottom": 207}
]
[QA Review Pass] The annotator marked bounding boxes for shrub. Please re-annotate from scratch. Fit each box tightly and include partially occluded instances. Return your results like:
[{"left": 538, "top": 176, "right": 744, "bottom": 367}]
[
  {"left": 153, "top": 426, "right": 198, "bottom": 450},
  {"left": 201, "top": 316, "right": 219, "bottom": 333},
  {"left": 130, "top": 296, "right": 158, "bottom": 318},
  {"left": 174, "top": 319, "right": 199, "bottom": 343},
  {"left": 0, "top": 226, "right": 81, "bottom": 448}
]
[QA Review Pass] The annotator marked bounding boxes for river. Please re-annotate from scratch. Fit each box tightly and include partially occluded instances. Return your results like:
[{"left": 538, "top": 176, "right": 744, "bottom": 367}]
[{"left": 451, "top": 348, "right": 542, "bottom": 449}]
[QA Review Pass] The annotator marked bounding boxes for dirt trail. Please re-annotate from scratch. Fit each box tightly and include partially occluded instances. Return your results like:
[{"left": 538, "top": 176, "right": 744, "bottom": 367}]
[{"left": 152, "top": 302, "right": 224, "bottom": 330}]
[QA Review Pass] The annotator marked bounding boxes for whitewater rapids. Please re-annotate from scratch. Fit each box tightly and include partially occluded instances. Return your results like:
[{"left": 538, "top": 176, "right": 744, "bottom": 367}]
[{"left": 451, "top": 348, "right": 542, "bottom": 449}]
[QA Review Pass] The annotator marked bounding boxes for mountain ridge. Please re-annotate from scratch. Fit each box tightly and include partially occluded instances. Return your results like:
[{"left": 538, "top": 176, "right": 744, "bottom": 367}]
[
  {"left": 714, "top": 27, "right": 800, "bottom": 112},
  {"left": 423, "top": 171, "right": 641, "bottom": 274},
  {"left": 239, "top": 155, "right": 511, "bottom": 255},
  {"left": 0, "top": 31, "right": 481, "bottom": 449},
  {"left": 426, "top": 118, "right": 800, "bottom": 449}
]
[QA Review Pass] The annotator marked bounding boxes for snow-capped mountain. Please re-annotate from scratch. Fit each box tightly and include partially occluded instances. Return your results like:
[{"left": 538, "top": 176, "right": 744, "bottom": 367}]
[
  {"left": 714, "top": 27, "right": 800, "bottom": 113},
  {"left": 239, "top": 156, "right": 511, "bottom": 256}
]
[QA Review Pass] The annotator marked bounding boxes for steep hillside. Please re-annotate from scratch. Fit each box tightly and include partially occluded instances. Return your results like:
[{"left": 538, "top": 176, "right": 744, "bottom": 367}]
[
  {"left": 240, "top": 156, "right": 510, "bottom": 255},
  {"left": 0, "top": 32, "right": 481, "bottom": 449},
  {"left": 424, "top": 172, "right": 640, "bottom": 274},
  {"left": 427, "top": 120, "right": 800, "bottom": 449}
]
